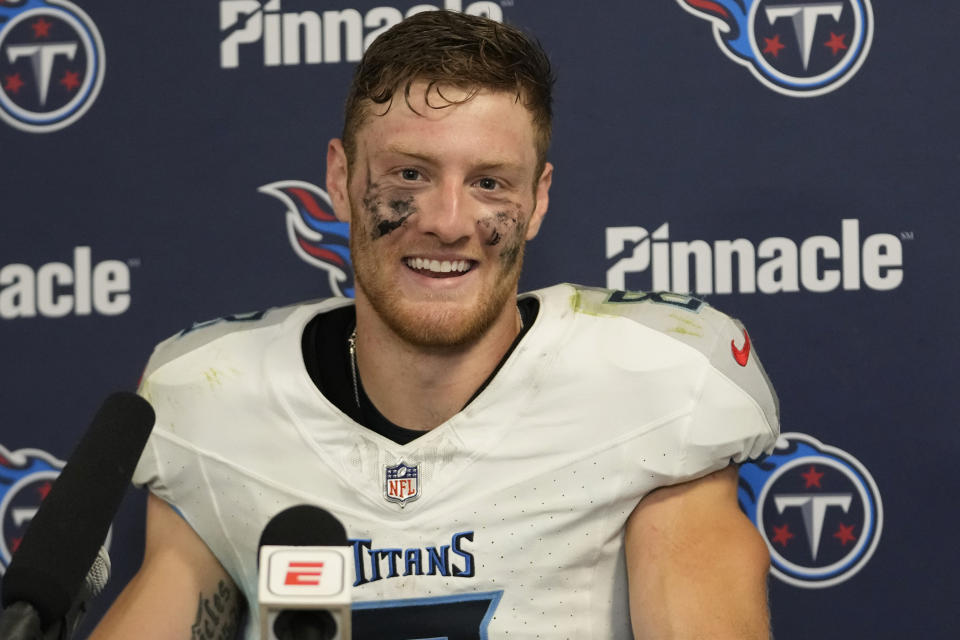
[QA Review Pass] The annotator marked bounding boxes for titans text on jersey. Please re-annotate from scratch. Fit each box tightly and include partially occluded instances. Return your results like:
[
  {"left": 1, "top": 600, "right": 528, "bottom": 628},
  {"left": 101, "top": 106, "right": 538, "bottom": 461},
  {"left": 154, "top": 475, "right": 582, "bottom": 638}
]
[{"left": 351, "top": 531, "right": 475, "bottom": 586}]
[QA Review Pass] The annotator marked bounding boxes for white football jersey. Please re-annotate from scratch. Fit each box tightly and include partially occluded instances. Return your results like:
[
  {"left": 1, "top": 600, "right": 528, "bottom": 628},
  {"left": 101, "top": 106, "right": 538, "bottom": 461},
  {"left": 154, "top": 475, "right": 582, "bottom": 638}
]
[{"left": 132, "top": 283, "right": 779, "bottom": 639}]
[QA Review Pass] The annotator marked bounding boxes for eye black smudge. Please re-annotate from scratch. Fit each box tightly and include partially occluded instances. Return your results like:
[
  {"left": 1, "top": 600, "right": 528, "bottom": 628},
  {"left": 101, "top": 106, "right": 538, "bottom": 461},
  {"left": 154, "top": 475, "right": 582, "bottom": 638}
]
[
  {"left": 362, "top": 173, "right": 382, "bottom": 217},
  {"left": 496, "top": 206, "right": 528, "bottom": 267},
  {"left": 479, "top": 211, "right": 519, "bottom": 247},
  {"left": 390, "top": 198, "right": 415, "bottom": 215},
  {"left": 363, "top": 191, "right": 381, "bottom": 216},
  {"left": 375, "top": 197, "right": 416, "bottom": 238},
  {"left": 362, "top": 177, "right": 416, "bottom": 239},
  {"left": 499, "top": 233, "right": 524, "bottom": 266},
  {"left": 478, "top": 219, "right": 502, "bottom": 246}
]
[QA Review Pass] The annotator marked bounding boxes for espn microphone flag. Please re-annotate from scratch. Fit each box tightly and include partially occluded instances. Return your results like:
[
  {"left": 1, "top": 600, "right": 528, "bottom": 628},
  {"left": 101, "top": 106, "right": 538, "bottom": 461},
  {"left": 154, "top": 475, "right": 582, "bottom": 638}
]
[{"left": 258, "top": 505, "right": 353, "bottom": 640}]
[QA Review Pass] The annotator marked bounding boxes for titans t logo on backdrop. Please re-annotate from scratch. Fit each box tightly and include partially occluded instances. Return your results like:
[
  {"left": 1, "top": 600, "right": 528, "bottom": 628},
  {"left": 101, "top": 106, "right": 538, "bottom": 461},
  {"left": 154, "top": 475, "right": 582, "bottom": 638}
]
[
  {"left": 0, "top": 0, "right": 105, "bottom": 132},
  {"left": 738, "top": 433, "right": 883, "bottom": 588},
  {"left": 677, "top": 0, "right": 873, "bottom": 96}
]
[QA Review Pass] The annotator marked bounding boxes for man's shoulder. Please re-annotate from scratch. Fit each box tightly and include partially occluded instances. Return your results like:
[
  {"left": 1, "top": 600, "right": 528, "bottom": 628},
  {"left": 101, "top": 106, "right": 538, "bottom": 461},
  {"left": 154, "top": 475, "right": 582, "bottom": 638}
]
[
  {"left": 527, "top": 283, "right": 777, "bottom": 422},
  {"left": 518, "top": 283, "right": 779, "bottom": 465},
  {"left": 141, "top": 297, "right": 353, "bottom": 383},
  {"left": 525, "top": 283, "right": 741, "bottom": 355}
]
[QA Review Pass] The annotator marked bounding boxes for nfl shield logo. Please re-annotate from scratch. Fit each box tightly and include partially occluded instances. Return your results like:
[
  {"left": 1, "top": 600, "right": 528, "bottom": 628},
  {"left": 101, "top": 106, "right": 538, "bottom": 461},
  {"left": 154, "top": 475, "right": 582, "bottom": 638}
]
[{"left": 384, "top": 461, "right": 420, "bottom": 507}]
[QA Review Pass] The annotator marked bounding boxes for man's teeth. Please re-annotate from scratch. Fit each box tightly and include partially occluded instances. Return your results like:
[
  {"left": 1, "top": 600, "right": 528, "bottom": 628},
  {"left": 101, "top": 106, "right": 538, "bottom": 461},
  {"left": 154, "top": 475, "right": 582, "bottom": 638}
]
[{"left": 406, "top": 258, "right": 471, "bottom": 273}]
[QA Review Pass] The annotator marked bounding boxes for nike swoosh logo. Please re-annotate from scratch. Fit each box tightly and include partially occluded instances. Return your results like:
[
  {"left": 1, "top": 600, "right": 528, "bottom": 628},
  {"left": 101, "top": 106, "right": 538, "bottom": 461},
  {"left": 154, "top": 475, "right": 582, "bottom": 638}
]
[{"left": 731, "top": 329, "right": 751, "bottom": 367}]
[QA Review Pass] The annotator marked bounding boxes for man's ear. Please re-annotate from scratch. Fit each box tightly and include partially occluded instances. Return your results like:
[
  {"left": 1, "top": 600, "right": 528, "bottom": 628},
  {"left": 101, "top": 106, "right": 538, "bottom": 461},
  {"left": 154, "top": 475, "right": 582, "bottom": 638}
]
[
  {"left": 326, "top": 138, "right": 351, "bottom": 222},
  {"left": 525, "top": 162, "right": 553, "bottom": 240}
]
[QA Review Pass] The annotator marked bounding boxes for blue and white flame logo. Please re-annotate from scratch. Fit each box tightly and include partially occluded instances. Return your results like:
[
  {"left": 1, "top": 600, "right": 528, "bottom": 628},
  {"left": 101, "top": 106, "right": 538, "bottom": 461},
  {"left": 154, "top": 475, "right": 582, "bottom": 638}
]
[
  {"left": 0, "top": 444, "right": 64, "bottom": 571},
  {"left": 260, "top": 179, "right": 355, "bottom": 298}
]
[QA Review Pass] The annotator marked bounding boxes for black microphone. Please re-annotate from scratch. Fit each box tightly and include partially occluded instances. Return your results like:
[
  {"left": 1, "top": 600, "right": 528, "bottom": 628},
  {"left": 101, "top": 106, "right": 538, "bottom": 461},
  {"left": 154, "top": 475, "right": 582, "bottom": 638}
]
[
  {"left": 0, "top": 392, "right": 155, "bottom": 636},
  {"left": 257, "top": 505, "right": 352, "bottom": 640}
]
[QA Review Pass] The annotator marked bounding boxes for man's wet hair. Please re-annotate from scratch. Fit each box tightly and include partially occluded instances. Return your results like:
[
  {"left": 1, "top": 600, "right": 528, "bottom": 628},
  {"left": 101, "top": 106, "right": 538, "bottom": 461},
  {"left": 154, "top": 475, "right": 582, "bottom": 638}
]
[{"left": 342, "top": 10, "right": 554, "bottom": 177}]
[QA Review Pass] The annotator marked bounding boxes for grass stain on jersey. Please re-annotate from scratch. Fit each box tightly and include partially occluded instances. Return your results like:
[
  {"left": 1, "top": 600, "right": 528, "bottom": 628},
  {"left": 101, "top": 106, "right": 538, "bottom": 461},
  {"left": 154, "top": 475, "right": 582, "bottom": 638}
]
[
  {"left": 667, "top": 313, "right": 703, "bottom": 337},
  {"left": 569, "top": 287, "right": 630, "bottom": 318},
  {"left": 204, "top": 368, "right": 224, "bottom": 388},
  {"left": 667, "top": 325, "right": 703, "bottom": 338}
]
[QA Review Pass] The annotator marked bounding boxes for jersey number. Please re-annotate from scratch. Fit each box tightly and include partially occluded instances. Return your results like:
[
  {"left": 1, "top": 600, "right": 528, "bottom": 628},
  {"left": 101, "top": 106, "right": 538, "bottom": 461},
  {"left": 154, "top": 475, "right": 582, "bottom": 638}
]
[
  {"left": 606, "top": 289, "right": 704, "bottom": 312},
  {"left": 178, "top": 310, "right": 266, "bottom": 336},
  {"left": 353, "top": 591, "right": 501, "bottom": 640}
]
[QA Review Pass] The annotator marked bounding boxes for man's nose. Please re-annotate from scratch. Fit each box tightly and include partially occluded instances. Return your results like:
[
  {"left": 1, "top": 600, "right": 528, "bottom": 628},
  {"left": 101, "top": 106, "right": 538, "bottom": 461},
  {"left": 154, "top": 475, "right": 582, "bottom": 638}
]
[{"left": 413, "top": 179, "right": 477, "bottom": 244}]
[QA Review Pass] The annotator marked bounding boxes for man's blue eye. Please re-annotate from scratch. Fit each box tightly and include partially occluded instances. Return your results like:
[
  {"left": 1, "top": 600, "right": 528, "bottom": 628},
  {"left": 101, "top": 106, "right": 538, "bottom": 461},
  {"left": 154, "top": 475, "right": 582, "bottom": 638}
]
[
  {"left": 478, "top": 178, "right": 497, "bottom": 190},
  {"left": 401, "top": 169, "right": 420, "bottom": 180}
]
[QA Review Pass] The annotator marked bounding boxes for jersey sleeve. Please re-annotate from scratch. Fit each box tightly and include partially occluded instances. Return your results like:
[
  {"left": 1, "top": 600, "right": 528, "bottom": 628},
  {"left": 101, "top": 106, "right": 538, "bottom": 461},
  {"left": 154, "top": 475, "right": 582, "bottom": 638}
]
[
  {"left": 130, "top": 337, "right": 176, "bottom": 498},
  {"left": 683, "top": 310, "right": 779, "bottom": 470},
  {"left": 130, "top": 305, "right": 288, "bottom": 497},
  {"left": 130, "top": 336, "right": 196, "bottom": 503},
  {"left": 567, "top": 286, "right": 780, "bottom": 482},
  {"left": 647, "top": 296, "right": 779, "bottom": 480}
]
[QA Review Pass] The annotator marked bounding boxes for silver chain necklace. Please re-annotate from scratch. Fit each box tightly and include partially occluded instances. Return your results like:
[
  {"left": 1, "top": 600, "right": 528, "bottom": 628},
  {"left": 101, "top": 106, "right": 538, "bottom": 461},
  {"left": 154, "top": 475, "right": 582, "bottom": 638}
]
[
  {"left": 348, "top": 306, "right": 524, "bottom": 410},
  {"left": 348, "top": 327, "right": 359, "bottom": 407}
]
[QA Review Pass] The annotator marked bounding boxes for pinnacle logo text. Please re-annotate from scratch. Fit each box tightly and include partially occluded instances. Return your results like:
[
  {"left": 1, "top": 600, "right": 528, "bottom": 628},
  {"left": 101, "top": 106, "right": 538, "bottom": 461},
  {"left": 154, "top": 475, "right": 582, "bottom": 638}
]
[
  {"left": 0, "top": 247, "right": 132, "bottom": 319},
  {"left": 606, "top": 219, "right": 903, "bottom": 295},
  {"left": 220, "top": 0, "right": 503, "bottom": 68}
]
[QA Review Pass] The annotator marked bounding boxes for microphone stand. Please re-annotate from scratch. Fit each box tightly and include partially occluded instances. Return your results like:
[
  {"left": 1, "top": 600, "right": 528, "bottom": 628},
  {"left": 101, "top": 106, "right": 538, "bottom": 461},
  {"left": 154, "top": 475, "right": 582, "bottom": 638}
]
[
  {"left": 0, "top": 601, "right": 43, "bottom": 640},
  {"left": 0, "top": 571, "right": 101, "bottom": 640}
]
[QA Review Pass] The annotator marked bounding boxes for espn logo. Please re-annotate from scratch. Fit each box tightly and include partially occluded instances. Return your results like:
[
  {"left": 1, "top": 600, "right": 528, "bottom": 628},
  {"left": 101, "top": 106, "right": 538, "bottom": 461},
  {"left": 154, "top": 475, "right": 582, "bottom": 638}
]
[
  {"left": 284, "top": 561, "right": 325, "bottom": 586},
  {"left": 263, "top": 547, "right": 348, "bottom": 597}
]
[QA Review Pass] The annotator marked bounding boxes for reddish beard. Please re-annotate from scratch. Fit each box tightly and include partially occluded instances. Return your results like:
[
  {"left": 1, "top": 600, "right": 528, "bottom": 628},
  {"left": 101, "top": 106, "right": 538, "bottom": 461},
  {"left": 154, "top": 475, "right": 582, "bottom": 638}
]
[{"left": 349, "top": 213, "right": 527, "bottom": 349}]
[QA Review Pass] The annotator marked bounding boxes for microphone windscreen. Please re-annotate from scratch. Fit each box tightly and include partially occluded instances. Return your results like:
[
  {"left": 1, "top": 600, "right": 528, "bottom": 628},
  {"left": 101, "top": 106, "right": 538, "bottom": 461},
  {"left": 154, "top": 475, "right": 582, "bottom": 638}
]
[
  {"left": 1, "top": 392, "right": 155, "bottom": 625},
  {"left": 259, "top": 505, "right": 349, "bottom": 549},
  {"left": 83, "top": 545, "right": 112, "bottom": 599}
]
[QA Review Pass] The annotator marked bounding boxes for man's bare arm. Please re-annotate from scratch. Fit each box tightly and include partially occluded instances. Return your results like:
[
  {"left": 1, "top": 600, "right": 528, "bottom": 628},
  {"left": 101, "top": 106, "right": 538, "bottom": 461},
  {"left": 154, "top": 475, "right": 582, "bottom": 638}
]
[
  {"left": 90, "top": 493, "right": 243, "bottom": 640},
  {"left": 625, "top": 465, "right": 771, "bottom": 640}
]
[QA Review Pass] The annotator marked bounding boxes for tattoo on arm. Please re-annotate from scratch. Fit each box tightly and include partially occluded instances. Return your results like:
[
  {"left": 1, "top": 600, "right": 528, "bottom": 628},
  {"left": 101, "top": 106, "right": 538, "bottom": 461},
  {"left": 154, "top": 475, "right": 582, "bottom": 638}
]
[{"left": 190, "top": 579, "right": 243, "bottom": 640}]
